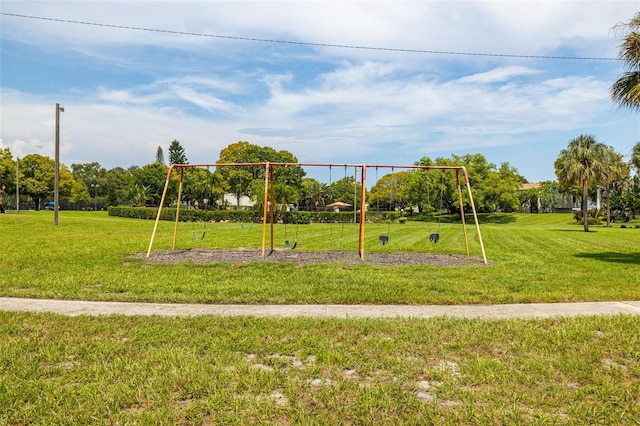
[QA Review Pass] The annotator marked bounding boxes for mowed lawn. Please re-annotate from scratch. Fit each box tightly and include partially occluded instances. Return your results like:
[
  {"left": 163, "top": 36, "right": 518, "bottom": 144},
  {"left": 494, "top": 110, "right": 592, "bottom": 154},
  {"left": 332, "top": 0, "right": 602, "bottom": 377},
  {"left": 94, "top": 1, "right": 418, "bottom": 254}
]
[
  {"left": 0, "top": 211, "right": 638, "bottom": 304},
  {"left": 1, "top": 212, "right": 639, "bottom": 424},
  {"left": 1, "top": 312, "right": 639, "bottom": 425}
]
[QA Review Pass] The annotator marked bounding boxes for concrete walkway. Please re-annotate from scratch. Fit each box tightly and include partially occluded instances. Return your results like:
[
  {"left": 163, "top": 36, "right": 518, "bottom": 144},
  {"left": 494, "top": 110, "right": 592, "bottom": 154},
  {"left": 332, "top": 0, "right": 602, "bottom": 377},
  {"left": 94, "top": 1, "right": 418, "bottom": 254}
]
[{"left": 1, "top": 297, "right": 639, "bottom": 319}]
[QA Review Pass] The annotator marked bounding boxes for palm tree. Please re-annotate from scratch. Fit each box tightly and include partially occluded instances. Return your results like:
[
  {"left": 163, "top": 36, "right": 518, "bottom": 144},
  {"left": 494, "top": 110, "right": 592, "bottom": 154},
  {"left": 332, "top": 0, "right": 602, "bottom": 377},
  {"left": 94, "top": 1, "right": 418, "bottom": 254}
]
[
  {"left": 610, "top": 12, "right": 640, "bottom": 111},
  {"left": 599, "top": 146, "right": 630, "bottom": 226},
  {"left": 300, "top": 178, "right": 327, "bottom": 211},
  {"left": 632, "top": 141, "right": 640, "bottom": 173},
  {"left": 554, "top": 135, "right": 609, "bottom": 232}
]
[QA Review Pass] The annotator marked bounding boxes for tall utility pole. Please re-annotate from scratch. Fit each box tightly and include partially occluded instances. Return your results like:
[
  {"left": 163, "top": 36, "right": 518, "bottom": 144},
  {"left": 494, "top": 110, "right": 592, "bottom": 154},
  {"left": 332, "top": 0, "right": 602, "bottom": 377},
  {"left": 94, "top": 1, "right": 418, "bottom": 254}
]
[
  {"left": 15, "top": 157, "right": 20, "bottom": 212},
  {"left": 54, "top": 103, "right": 64, "bottom": 226}
]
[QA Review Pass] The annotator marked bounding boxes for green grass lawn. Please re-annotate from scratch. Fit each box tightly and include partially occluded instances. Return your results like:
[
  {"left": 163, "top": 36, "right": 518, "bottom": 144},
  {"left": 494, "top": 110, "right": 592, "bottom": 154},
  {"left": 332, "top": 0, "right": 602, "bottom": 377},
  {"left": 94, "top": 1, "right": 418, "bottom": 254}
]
[
  {"left": 1, "top": 212, "right": 638, "bottom": 424},
  {"left": 0, "top": 211, "right": 638, "bottom": 304},
  {"left": 1, "top": 312, "right": 638, "bottom": 425}
]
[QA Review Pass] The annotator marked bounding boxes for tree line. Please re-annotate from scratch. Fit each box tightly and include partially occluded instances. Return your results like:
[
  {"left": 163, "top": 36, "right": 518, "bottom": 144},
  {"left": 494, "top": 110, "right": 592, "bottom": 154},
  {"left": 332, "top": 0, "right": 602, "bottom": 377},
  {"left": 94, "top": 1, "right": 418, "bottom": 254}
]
[
  {"left": 1, "top": 136, "right": 638, "bottom": 227},
  {"left": 0, "top": 138, "right": 530, "bottom": 215}
]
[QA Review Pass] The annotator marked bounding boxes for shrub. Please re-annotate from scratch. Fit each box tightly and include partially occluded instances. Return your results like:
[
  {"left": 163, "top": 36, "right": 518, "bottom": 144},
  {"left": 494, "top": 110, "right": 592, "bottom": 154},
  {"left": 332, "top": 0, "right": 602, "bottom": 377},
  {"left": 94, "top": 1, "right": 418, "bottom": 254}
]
[{"left": 573, "top": 208, "right": 602, "bottom": 225}]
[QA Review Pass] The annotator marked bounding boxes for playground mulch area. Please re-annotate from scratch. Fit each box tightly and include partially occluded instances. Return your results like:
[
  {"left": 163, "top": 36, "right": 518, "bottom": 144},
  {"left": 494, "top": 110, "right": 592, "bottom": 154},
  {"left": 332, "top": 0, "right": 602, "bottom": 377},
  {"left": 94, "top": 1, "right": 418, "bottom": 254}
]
[{"left": 139, "top": 248, "right": 487, "bottom": 267}]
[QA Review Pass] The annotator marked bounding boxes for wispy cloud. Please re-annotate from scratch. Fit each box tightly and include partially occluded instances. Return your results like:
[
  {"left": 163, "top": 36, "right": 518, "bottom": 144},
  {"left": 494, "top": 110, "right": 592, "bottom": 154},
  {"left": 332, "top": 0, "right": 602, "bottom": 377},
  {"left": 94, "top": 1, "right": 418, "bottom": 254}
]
[
  {"left": 1, "top": 1, "right": 638, "bottom": 182},
  {"left": 457, "top": 66, "right": 543, "bottom": 84}
]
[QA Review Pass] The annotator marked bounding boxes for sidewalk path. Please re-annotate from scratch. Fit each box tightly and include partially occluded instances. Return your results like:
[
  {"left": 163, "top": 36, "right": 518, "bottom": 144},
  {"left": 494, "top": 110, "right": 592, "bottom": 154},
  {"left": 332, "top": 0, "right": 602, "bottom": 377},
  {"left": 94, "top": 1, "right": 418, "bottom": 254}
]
[{"left": 1, "top": 298, "right": 639, "bottom": 319}]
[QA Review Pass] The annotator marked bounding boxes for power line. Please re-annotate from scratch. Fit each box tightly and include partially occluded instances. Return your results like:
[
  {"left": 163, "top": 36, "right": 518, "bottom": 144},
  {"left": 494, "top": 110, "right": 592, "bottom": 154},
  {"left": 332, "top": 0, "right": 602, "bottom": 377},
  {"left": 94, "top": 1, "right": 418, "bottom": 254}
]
[{"left": 1, "top": 12, "right": 619, "bottom": 61}]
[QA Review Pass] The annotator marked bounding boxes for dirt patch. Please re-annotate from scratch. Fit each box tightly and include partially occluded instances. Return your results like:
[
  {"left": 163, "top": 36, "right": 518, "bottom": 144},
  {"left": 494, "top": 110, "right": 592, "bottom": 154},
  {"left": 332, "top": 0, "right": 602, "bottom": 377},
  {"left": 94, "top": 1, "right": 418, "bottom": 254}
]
[{"left": 137, "top": 248, "right": 487, "bottom": 267}]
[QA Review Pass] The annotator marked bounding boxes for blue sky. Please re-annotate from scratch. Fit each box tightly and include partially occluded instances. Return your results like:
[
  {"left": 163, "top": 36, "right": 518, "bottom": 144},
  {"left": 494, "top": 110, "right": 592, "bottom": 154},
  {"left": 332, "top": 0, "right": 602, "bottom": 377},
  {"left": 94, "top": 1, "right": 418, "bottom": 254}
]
[{"left": 1, "top": 0, "right": 639, "bottom": 183}]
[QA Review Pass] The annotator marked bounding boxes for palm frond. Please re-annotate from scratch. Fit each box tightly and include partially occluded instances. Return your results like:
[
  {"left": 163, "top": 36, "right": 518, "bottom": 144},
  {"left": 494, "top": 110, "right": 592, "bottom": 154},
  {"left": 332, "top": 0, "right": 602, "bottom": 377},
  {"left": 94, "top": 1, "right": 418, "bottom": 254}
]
[{"left": 610, "top": 71, "right": 640, "bottom": 111}]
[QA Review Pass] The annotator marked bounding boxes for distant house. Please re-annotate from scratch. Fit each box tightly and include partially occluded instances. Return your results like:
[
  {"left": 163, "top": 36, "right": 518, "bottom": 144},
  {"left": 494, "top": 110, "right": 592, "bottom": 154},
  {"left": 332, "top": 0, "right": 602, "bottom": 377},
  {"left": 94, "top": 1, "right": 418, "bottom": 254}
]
[
  {"left": 223, "top": 193, "right": 254, "bottom": 209},
  {"left": 518, "top": 183, "right": 581, "bottom": 213}
]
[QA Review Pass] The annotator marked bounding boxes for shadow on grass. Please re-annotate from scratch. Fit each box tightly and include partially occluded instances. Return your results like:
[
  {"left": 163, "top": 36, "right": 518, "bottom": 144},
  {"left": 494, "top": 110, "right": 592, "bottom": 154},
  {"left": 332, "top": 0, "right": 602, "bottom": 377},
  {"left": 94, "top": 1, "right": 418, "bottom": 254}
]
[
  {"left": 408, "top": 213, "right": 517, "bottom": 225},
  {"left": 473, "top": 213, "right": 518, "bottom": 225},
  {"left": 575, "top": 252, "right": 640, "bottom": 264}
]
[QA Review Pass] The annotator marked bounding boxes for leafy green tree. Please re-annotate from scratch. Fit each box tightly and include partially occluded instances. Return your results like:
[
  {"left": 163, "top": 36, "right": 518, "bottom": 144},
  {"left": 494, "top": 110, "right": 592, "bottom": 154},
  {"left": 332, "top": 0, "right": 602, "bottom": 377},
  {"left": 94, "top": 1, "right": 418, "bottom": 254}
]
[
  {"left": 407, "top": 154, "right": 519, "bottom": 215},
  {"left": 610, "top": 12, "right": 640, "bottom": 112},
  {"left": 71, "top": 162, "right": 107, "bottom": 208},
  {"left": 215, "top": 141, "right": 301, "bottom": 208},
  {"left": 0, "top": 148, "right": 16, "bottom": 192},
  {"left": 537, "top": 181, "right": 559, "bottom": 213},
  {"left": 555, "top": 134, "right": 609, "bottom": 231},
  {"left": 336, "top": 175, "right": 362, "bottom": 208},
  {"left": 168, "top": 140, "right": 188, "bottom": 165},
  {"left": 368, "top": 171, "right": 406, "bottom": 212},
  {"left": 181, "top": 167, "right": 223, "bottom": 209},
  {"left": 0, "top": 148, "right": 14, "bottom": 212},
  {"left": 404, "top": 158, "right": 434, "bottom": 214},
  {"left": 216, "top": 141, "right": 263, "bottom": 208},
  {"left": 105, "top": 167, "right": 135, "bottom": 206},
  {"left": 439, "top": 154, "right": 493, "bottom": 214},
  {"left": 19, "top": 154, "right": 74, "bottom": 210},
  {"left": 71, "top": 162, "right": 106, "bottom": 184},
  {"left": 69, "top": 180, "right": 91, "bottom": 208},
  {"left": 407, "top": 157, "right": 458, "bottom": 215},
  {"left": 132, "top": 163, "right": 170, "bottom": 206},
  {"left": 482, "top": 163, "right": 524, "bottom": 213}
]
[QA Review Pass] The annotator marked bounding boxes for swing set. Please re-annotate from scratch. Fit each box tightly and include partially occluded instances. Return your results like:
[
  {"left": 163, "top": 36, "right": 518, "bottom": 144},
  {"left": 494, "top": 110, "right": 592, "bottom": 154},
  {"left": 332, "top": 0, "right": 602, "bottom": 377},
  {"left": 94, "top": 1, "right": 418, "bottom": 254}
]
[{"left": 146, "top": 162, "right": 487, "bottom": 264}]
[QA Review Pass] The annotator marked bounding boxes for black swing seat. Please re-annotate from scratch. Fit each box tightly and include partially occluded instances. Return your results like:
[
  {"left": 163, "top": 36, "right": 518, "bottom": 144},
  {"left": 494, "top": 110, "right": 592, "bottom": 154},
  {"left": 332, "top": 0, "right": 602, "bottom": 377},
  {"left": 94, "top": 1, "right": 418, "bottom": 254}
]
[
  {"left": 429, "top": 233, "right": 440, "bottom": 244},
  {"left": 285, "top": 240, "right": 297, "bottom": 250},
  {"left": 379, "top": 235, "right": 389, "bottom": 245}
]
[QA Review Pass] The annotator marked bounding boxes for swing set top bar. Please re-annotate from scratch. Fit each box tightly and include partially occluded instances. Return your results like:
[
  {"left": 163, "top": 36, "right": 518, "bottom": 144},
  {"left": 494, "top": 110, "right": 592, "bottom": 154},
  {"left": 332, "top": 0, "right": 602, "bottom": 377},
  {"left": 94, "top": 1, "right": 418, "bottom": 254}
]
[
  {"left": 165, "top": 163, "right": 471, "bottom": 181},
  {"left": 167, "top": 162, "right": 468, "bottom": 169}
]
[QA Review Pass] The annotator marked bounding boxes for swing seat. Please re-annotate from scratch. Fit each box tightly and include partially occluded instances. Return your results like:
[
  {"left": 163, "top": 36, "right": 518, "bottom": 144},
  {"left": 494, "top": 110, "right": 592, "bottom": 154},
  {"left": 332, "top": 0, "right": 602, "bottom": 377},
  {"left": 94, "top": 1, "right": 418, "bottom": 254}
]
[
  {"left": 192, "top": 222, "right": 207, "bottom": 241},
  {"left": 379, "top": 235, "right": 389, "bottom": 245},
  {"left": 285, "top": 240, "right": 297, "bottom": 250},
  {"left": 429, "top": 233, "right": 440, "bottom": 244}
]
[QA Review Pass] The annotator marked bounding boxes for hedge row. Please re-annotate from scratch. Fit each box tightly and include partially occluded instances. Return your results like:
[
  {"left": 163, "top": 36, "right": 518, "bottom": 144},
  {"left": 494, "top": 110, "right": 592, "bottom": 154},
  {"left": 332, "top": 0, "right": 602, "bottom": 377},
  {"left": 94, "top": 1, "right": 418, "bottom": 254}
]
[
  {"left": 108, "top": 206, "right": 400, "bottom": 224},
  {"left": 108, "top": 206, "right": 258, "bottom": 222}
]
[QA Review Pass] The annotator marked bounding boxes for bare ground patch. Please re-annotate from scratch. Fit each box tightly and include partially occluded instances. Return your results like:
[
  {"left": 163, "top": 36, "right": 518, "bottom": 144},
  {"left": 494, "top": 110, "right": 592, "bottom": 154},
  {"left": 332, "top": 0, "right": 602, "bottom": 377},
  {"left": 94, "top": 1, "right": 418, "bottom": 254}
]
[{"left": 137, "top": 248, "right": 488, "bottom": 267}]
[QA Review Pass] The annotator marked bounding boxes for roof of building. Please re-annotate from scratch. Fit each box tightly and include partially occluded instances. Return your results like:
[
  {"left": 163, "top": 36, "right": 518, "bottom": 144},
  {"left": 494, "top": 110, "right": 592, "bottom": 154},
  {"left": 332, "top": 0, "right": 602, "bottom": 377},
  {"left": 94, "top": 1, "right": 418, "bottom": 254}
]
[{"left": 519, "top": 182, "right": 541, "bottom": 191}]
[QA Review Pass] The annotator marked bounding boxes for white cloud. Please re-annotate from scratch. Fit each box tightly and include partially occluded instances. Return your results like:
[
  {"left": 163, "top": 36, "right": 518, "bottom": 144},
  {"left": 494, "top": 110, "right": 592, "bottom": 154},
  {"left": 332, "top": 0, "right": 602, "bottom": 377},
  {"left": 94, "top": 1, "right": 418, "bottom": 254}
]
[
  {"left": 1, "top": 1, "right": 639, "bottom": 182},
  {"left": 457, "top": 66, "right": 543, "bottom": 84},
  {"left": 3, "top": 1, "right": 635, "bottom": 62}
]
